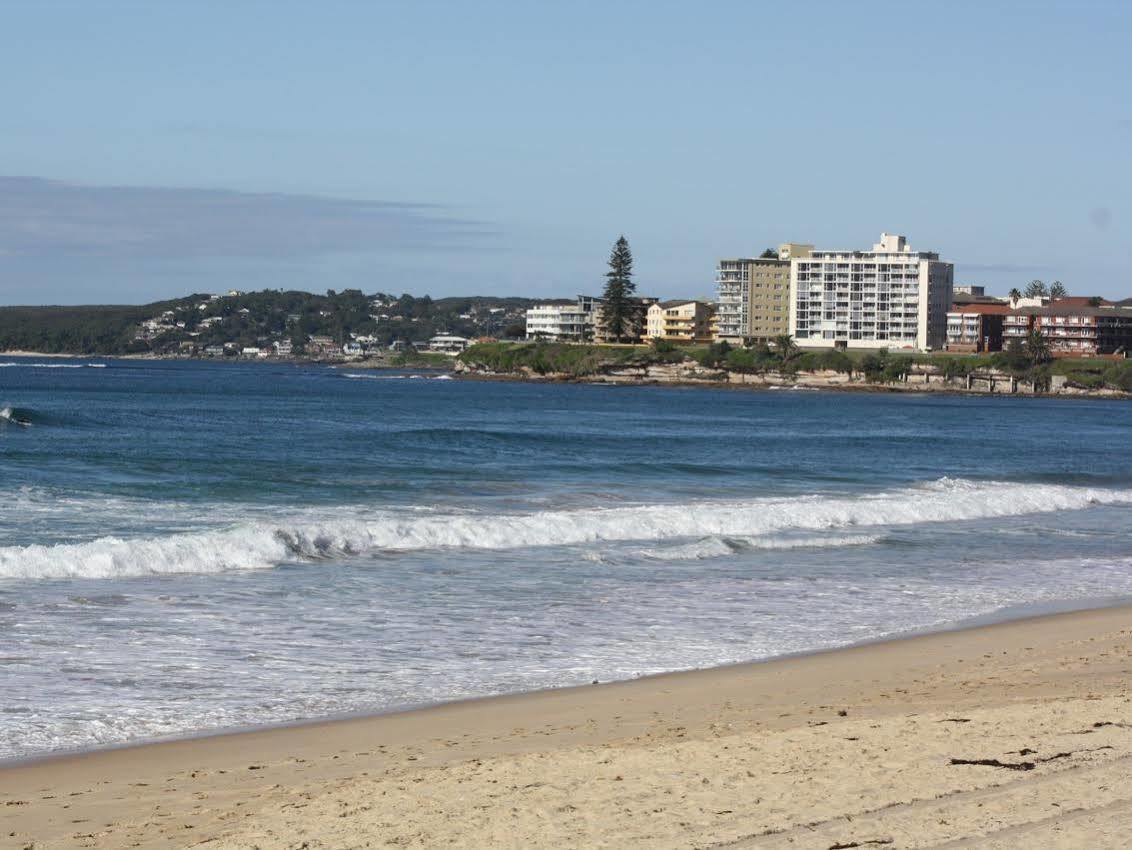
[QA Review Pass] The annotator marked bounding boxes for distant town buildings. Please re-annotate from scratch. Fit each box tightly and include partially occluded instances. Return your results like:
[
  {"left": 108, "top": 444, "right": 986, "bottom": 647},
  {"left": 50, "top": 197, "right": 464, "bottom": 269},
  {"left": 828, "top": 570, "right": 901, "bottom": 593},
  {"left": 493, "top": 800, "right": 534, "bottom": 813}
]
[
  {"left": 790, "top": 233, "right": 954, "bottom": 352},
  {"left": 121, "top": 238, "right": 1132, "bottom": 363}
]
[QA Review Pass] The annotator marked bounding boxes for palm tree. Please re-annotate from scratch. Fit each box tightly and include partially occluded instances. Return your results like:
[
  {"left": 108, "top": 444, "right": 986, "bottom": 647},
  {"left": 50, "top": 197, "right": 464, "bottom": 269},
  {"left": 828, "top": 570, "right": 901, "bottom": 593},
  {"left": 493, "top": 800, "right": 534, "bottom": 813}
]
[
  {"left": 1008, "top": 287, "right": 1022, "bottom": 305},
  {"left": 1049, "top": 280, "right": 1067, "bottom": 299},
  {"left": 772, "top": 334, "right": 799, "bottom": 364},
  {"left": 1024, "top": 327, "right": 1052, "bottom": 364}
]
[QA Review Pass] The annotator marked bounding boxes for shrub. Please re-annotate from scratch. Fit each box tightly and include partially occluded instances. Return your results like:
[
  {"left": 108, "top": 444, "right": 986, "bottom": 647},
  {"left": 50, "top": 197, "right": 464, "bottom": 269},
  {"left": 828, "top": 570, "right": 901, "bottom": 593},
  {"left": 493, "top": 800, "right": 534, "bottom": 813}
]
[
  {"left": 724, "top": 348, "right": 759, "bottom": 373},
  {"left": 690, "top": 341, "right": 732, "bottom": 368},
  {"left": 1062, "top": 369, "right": 1102, "bottom": 389},
  {"left": 881, "top": 360, "right": 906, "bottom": 383},
  {"left": 1103, "top": 362, "right": 1132, "bottom": 391},
  {"left": 813, "top": 349, "right": 853, "bottom": 374},
  {"left": 940, "top": 357, "right": 974, "bottom": 379}
]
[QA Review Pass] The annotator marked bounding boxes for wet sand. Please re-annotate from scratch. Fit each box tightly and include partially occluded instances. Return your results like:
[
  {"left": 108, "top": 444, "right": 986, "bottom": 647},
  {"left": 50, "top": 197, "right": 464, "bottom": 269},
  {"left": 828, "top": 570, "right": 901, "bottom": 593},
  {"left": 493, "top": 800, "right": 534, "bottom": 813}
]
[{"left": 3, "top": 604, "right": 1131, "bottom": 849}]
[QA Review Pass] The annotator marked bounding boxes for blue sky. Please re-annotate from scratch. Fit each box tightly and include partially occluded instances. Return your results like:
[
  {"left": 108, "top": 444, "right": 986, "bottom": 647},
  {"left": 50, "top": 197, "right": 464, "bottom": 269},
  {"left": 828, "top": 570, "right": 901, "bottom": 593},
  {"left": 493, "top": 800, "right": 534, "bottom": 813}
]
[{"left": 0, "top": 0, "right": 1129, "bottom": 304}]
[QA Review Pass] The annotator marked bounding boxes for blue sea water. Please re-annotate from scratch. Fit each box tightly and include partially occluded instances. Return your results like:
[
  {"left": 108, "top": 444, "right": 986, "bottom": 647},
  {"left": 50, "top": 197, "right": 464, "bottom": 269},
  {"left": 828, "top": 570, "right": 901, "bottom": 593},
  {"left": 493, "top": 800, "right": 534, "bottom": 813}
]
[{"left": 2, "top": 356, "right": 1132, "bottom": 759}]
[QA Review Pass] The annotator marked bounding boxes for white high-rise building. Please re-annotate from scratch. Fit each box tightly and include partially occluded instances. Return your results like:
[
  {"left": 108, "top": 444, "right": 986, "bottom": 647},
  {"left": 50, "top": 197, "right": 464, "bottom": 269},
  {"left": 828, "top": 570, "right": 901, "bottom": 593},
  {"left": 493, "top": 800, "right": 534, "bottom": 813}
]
[{"left": 789, "top": 233, "right": 953, "bottom": 351}]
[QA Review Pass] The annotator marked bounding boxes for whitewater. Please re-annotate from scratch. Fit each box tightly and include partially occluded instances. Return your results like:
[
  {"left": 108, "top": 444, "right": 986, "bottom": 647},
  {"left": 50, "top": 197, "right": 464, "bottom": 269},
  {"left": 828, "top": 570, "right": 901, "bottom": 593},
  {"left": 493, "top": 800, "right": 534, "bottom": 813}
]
[
  {"left": 2, "top": 479, "right": 1128, "bottom": 580},
  {"left": 3, "top": 357, "right": 1132, "bottom": 759}
]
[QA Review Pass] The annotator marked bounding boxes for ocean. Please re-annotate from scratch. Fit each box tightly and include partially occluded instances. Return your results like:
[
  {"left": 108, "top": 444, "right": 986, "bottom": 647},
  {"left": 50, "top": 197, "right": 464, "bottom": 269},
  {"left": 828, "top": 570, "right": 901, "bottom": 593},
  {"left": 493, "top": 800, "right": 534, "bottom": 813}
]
[{"left": 2, "top": 356, "right": 1132, "bottom": 760}]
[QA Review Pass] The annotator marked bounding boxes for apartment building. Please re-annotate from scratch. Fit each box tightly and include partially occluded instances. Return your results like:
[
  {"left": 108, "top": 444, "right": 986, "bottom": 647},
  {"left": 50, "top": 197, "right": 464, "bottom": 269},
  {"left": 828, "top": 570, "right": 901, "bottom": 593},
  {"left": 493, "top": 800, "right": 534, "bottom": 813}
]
[
  {"left": 524, "top": 299, "right": 595, "bottom": 341},
  {"left": 715, "top": 243, "right": 813, "bottom": 344},
  {"left": 644, "top": 300, "right": 716, "bottom": 343},
  {"left": 789, "top": 233, "right": 953, "bottom": 351},
  {"left": 1004, "top": 300, "right": 1132, "bottom": 356},
  {"left": 946, "top": 303, "right": 1009, "bottom": 352}
]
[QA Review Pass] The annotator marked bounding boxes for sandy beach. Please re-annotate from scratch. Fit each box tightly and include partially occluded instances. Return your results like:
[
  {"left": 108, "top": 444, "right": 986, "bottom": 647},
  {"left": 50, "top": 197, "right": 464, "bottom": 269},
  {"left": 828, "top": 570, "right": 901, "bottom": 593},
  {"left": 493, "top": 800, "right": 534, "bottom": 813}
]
[{"left": 2, "top": 605, "right": 1130, "bottom": 849}]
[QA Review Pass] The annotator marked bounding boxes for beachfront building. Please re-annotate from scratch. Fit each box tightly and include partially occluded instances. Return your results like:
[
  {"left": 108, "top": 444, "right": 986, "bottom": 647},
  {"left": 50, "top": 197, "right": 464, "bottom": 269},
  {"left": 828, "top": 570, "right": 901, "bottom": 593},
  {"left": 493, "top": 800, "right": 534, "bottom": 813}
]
[
  {"left": 524, "top": 299, "right": 595, "bottom": 342},
  {"left": 715, "top": 243, "right": 813, "bottom": 344},
  {"left": 789, "top": 233, "right": 953, "bottom": 351},
  {"left": 946, "top": 303, "right": 1009, "bottom": 353},
  {"left": 1004, "top": 299, "right": 1132, "bottom": 356},
  {"left": 644, "top": 300, "right": 716, "bottom": 343}
]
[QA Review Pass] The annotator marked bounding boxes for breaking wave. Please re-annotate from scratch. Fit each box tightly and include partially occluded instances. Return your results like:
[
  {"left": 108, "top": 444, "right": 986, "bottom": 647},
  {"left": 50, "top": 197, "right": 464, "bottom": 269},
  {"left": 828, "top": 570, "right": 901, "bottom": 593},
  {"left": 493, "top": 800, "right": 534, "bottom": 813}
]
[
  {"left": 0, "top": 406, "right": 35, "bottom": 427},
  {"left": 1, "top": 479, "right": 1128, "bottom": 581},
  {"left": 342, "top": 372, "right": 453, "bottom": 380}
]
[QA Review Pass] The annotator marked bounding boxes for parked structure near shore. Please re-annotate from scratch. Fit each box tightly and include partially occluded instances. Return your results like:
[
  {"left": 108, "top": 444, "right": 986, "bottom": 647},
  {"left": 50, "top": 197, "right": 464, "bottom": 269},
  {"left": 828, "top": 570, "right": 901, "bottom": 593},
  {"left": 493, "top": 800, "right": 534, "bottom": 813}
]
[{"left": 790, "top": 233, "right": 954, "bottom": 352}]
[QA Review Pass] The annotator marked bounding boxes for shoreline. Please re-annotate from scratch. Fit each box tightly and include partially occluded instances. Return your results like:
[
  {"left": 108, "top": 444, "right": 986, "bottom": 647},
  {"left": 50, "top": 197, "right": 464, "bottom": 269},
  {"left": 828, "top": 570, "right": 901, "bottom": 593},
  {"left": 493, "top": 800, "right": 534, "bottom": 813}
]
[
  {"left": 4, "top": 602, "right": 1132, "bottom": 847},
  {"left": 5, "top": 349, "right": 1130, "bottom": 400},
  {"left": 452, "top": 367, "right": 1132, "bottom": 401},
  {"left": 5, "top": 592, "right": 1128, "bottom": 771}
]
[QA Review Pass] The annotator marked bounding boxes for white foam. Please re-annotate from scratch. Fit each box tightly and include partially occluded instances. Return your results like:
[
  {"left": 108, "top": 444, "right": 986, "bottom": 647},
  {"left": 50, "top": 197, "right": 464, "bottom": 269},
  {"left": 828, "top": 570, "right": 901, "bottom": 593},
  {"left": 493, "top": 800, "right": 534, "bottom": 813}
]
[
  {"left": 0, "top": 362, "right": 104, "bottom": 368},
  {"left": 640, "top": 533, "right": 883, "bottom": 561},
  {"left": 2, "top": 479, "right": 1128, "bottom": 581},
  {"left": 342, "top": 372, "right": 452, "bottom": 380},
  {"left": 0, "top": 407, "right": 30, "bottom": 427}
]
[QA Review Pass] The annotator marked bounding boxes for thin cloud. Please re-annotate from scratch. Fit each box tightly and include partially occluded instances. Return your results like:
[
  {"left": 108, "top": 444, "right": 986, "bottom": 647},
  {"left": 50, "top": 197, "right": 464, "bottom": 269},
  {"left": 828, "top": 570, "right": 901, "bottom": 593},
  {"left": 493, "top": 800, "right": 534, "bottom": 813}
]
[{"left": 0, "top": 176, "right": 495, "bottom": 260}]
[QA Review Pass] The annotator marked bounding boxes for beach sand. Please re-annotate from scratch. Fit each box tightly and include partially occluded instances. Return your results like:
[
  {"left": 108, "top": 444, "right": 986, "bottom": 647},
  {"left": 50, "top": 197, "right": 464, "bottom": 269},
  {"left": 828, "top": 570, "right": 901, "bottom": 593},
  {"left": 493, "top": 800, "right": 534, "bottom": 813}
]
[{"left": 3, "top": 605, "right": 1131, "bottom": 849}]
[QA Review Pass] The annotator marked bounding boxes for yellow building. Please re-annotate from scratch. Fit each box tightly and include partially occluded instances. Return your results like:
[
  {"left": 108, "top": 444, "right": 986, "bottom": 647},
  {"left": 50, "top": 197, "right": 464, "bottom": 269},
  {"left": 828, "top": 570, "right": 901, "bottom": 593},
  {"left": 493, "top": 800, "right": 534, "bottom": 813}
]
[{"left": 645, "top": 300, "right": 716, "bottom": 343}]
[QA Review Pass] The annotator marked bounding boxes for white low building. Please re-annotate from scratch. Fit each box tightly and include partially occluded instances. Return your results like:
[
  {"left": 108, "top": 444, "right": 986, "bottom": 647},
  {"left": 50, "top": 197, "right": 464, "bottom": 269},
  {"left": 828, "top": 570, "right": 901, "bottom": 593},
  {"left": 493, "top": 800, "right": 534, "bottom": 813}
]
[
  {"left": 524, "top": 298, "right": 595, "bottom": 341},
  {"left": 789, "top": 233, "right": 953, "bottom": 351},
  {"left": 428, "top": 334, "right": 470, "bottom": 354}
]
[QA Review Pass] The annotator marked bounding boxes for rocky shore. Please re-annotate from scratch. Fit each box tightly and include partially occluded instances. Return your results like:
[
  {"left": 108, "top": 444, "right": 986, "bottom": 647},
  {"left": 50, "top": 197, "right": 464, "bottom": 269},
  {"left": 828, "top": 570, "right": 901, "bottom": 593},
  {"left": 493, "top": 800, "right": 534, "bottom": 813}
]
[{"left": 454, "top": 358, "right": 1131, "bottom": 398}]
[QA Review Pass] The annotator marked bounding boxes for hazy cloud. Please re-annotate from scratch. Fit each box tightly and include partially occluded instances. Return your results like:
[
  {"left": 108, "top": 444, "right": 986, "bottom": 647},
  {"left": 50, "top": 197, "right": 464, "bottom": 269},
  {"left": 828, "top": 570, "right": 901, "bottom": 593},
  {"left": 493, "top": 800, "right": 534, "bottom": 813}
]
[{"left": 0, "top": 176, "right": 494, "bottom": 261}]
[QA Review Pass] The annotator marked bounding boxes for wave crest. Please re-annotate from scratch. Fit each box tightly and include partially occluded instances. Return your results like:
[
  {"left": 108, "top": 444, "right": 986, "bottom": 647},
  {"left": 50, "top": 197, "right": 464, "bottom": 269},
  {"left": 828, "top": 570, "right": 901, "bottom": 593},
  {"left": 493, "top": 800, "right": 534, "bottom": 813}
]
[{"left": 1, "top": 479, "right": 1127, "bottom": 581}]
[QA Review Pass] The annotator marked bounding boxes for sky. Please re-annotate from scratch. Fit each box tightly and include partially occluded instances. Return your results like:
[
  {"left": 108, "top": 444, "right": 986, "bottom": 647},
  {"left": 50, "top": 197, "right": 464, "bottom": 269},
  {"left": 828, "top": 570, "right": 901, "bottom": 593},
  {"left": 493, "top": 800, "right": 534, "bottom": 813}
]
[{"left": 0, "top": 0, "right": 1129, "bottom": 305}]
